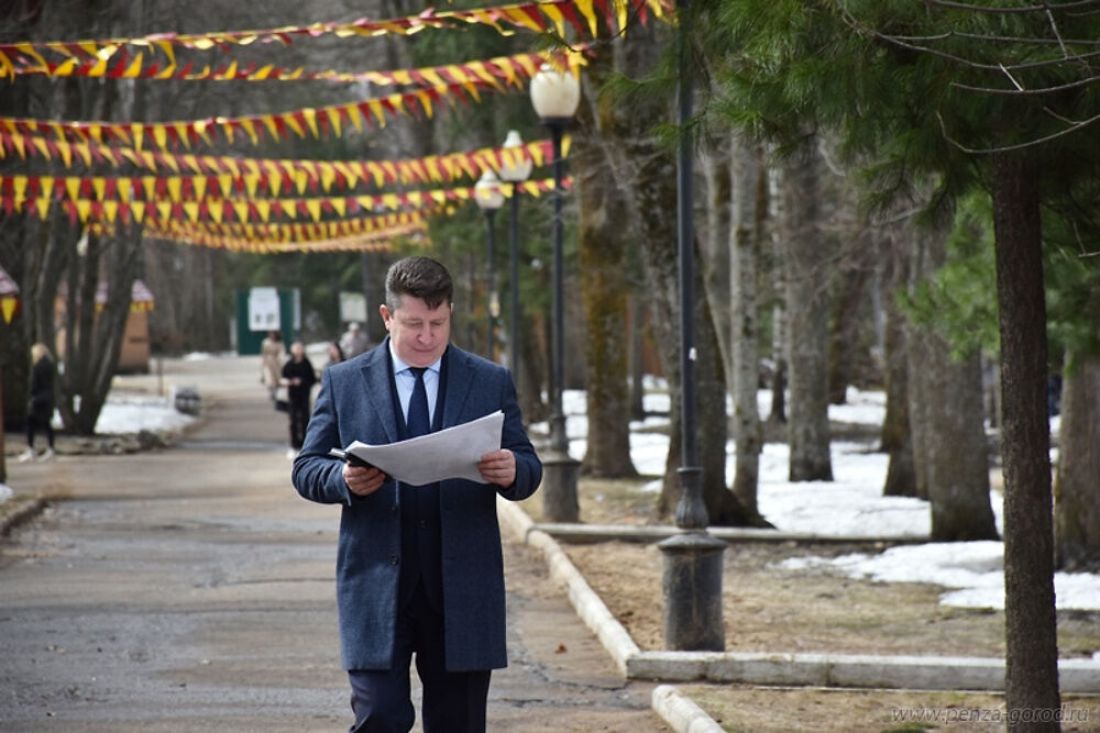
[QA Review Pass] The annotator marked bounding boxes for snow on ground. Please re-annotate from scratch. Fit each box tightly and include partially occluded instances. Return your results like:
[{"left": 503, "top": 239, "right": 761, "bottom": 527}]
[
  {"left": 780, "top": 542, "right": 1100, "bottom": 612},
  {"left": 535, "top": 386, "right": 1098, "bottom": 612},
  {"left": 93, "top": 393, "right": 196, "bottom": 435},
  {"left": 0, "top": 483, "right": 12, "bottom": 503}
]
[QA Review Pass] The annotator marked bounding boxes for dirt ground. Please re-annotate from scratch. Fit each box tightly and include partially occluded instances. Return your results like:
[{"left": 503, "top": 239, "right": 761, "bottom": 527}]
[
  {"left": 677, "top": 684, "right": 1100, "bottom": 733},
  {"left": 523, "top": 477, "right": 1100, "bottom": 659},
  {"left": 521, "top": 477, "right": 1100, "bottom": 731}
]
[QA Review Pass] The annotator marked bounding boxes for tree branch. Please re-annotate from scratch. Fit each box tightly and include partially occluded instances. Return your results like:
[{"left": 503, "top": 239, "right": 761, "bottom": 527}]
[
  {"left": 925, "top": 0, "right": 1100, "bottom": 14},
  {"left": 935, "top": 108, "right": 1100, "bottom": 154},
  {"left": 952, "top": 71, "right": 1100, "bottom": 95}
]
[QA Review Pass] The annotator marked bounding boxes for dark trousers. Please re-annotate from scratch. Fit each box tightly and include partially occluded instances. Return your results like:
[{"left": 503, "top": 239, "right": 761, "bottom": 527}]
[
  {"left": 26, "top": 411, "right": 54, "bottom": 449},
  {"left": 347, "top": 584, "right": 491, "bottom": 733},
  {"left": 287, "top": 399, "right": 309, "bottom": 449}
]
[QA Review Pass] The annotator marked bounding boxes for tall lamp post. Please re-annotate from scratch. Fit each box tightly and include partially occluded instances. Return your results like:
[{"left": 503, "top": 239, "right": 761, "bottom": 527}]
[
  {"left": 656, "top": 0, "right": 726, "bottom": 651},
  {"left": 497, "top": 130, "right": 533, "bottom": 378},
  {"left": 530, "top": 63, "right": 581, "bottom": 522},
  {"left": 475, "top": 170, "right": 505, "bottom": 361}
]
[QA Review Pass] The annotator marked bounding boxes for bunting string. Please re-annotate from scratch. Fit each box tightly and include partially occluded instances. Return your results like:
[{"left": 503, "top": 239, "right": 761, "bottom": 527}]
[
  {"left": 91, "top": 217, "right": 425, "bottom": 253},
  {"left": 0, "top": 0, "right": 666, "bottom": 79},
  {"left": 5, "top": 46, "right": 587, "bottom": 87},
  {"left": 155, "top": 210, "right": 431, "bottom": 243},
  {"left": 0, "top": 76, "right": 530, "bottom": 151},
  {"left": 142, "top": 224, "right": 419, "bottom": 253},
  {"left": 0, "top": 176, "right": 571, "bottom": 225},
  {"left": 0, "top": 136, "right": 568, "bottom": 194}
]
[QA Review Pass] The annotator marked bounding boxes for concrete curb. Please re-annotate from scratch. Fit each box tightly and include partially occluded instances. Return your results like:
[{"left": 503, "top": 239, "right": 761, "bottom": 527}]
[
  {"left": 651, "top": 685, "right": 725, "bottom": 733},
  {"left": 0, "top": 495, "right": 46, "bottom": 536},
  {"left": 498, "top": 498, "right": 1100, "bottom": 694},
  {"left": 534, "top": 522, "right": 929, "bottom": 546},
  {"left": 498, "top": 497, "right": 639, "bottom": 676}
]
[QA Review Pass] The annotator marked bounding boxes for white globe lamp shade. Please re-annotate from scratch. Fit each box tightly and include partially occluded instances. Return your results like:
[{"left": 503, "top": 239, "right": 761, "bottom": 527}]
[
  {"left": 498, "top": 130, "right": 533, "bottom": 183},
  {"left": 475, "top": 169, "right": 505, "bottom": 211},
  {"left": 530, "top": 63, "right": 580, "bottom": 122}
]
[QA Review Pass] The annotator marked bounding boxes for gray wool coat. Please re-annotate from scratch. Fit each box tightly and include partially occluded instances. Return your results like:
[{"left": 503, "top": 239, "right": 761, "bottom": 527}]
[{"left": 291, "top": 339, "right": 542, "bottom": 672}]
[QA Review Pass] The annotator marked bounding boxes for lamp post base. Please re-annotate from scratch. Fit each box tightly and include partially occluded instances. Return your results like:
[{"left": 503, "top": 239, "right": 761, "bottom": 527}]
[
  {"left": 658, "top": 531, "right": 727, "bottom": 651},
  {"left": 541, "top": 449, "right": 580, "bottom": 523}
]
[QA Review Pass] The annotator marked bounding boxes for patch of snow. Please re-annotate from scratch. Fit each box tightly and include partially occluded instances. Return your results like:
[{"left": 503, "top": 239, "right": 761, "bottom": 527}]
[
  {"left": 0, "top": 483, "right": 12, "bottom": 504},
  {"left": 94, "top": 394, "right": 196, "bottom": 435},
  {"left": 778, "top": 542, "right": 1100, "bottom": 611},
  {"left": 553, "top": 385, "right": 1097, "bottom": 611}
]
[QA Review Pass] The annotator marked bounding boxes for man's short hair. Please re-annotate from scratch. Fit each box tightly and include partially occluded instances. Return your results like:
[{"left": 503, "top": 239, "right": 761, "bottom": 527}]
[{"left": 385, "top": 256, "right": 454, "bottom": 311}]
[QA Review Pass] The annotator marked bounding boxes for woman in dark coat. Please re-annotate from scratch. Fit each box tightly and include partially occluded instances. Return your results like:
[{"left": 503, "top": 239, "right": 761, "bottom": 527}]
[
  {"left": 281, "top": 340, "right": 317, "bottom": 459},
  {"left": 20, "top": 342, "right": 56, "bottom": 462}
]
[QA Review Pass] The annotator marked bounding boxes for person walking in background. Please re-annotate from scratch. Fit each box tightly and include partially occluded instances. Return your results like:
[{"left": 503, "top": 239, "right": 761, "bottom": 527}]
[
  {"left": 339, "top": 321, "right": 369, "bottom": 359},
  {"left": 19, "top": 342, "right": 56, "bottom": 463},
  {"left": 281, "top": 340, "right": 317, "bottom": 459},
  {"left": 261, "top": 330, "right": 284, "bottom": 402},
  {"left": 325, "top": 340, "right": 345, "bottom": 371},
  {"left": 292, "top": 256, "right": 542, "bottom": 733}
]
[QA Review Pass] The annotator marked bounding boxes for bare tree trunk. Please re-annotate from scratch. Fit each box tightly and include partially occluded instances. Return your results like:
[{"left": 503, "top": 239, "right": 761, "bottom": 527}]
[
  {"left": 880, "top": 224, "right": 916, "bottom": 497},
  {"left": 1054, "top": 352, "right": 1100, "bottom": 571},
  {"left": 700, "top": 138, "right": 733, "bottom": 395},
  {"left": 519, "top": 310, "right": 548, "bottom": 425},
  {"left": 924, "top": 343, "right": 998, "bottom": 540},
  {"left": 768, "top": 302, "right": 787, "bottom": 425},
  {"left": 827, "top": 238, "right": 873, "bottom": 405},
  {"left": 730, "top": 139, "right": 768, "bottom": 522},
  {"left": 991, "top": 151, "right": 1060, "bottom": 730},
  {"left": 908, "top": 216, "right": 997, "bottom": 539},
  {"left": 575, "top": 127, "right": 637, "bottom": 478},
  {"left": 629, "top": 295, "right": 646, "bottom": 422},
  {"left": 779, "top": 139, "right": 833, "bottom": 481}
]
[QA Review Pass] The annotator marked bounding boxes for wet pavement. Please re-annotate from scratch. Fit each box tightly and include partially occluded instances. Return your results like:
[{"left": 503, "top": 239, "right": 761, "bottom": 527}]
[{"left": 0, "top": 355, "right": 663, "bottom": 732}]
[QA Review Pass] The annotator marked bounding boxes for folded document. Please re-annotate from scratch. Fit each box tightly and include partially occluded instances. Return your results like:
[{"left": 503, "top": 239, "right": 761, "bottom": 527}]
[{"left": 337, "top": 410, "right": 504, "bottom": 485}]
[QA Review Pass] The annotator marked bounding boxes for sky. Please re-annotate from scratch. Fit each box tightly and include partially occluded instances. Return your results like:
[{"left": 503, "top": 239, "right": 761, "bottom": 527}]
[{"left": 4, "top": 357, "right": 1097, "bottom": 613}]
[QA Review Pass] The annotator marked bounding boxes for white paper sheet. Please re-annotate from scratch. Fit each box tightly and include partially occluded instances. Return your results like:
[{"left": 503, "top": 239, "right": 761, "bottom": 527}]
[{"left": 340, "top": 410, "right": 504, "bottom": 485}]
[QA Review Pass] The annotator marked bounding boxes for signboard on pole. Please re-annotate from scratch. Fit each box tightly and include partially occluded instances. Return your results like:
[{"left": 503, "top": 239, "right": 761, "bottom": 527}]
[
  {"left": 248, "top": 287, "right": 280, "bottom": 332},
  {"left": 339, "top": 292, "right": 367, "bottom": 323}
]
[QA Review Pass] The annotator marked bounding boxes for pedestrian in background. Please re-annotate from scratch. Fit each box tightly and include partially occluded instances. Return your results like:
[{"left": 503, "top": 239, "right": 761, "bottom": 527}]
[
  {"left": 261, "top": 330, "right": 284, "bottom": 402},
  {"left": 326, "top": 340, "right": 345, "bottom": 371},
  {"left": 281, "top": 340, "right": 317, "bottom": 459},
  {"left": 339, "top": 321, "right": 369, "bottom": 359},
  {"left": 19, "top": 342, "right": 56, "bottom": 463}
]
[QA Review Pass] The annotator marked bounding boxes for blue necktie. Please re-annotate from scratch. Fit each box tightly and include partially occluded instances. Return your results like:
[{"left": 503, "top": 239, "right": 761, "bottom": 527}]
[{"left": 406, "top": 367, "right": 430, "bottom": 438}]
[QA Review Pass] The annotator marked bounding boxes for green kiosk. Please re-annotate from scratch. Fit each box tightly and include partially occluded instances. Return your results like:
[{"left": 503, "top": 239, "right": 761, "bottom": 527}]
[{"left": 235, "top": 287, "right": 300, "bottom": 355}]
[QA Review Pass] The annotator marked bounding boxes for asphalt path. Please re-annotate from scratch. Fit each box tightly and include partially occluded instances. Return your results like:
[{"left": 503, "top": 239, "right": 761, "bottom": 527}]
[{"left": 0, "top": 355, "right": 662, "bottom": 732}]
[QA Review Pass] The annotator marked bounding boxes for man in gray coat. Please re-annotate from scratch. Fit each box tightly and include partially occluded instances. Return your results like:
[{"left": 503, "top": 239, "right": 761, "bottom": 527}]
[{"left": 292, "top": 256, "right": 541, "bottom": 732}]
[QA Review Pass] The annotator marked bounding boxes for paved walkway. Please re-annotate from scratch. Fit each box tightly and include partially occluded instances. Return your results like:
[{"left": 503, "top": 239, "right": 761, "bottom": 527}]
[{"left": 0, "top": 355, "right": 663, "bottom": 732}]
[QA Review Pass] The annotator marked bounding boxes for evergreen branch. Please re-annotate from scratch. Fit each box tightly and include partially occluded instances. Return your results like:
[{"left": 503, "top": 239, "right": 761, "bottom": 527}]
[{"left": 934, "top": 108, "right": 1100, "bottom": 154}]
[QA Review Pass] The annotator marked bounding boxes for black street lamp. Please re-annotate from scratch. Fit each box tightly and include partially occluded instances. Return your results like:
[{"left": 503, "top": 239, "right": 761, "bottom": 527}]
[
  {"left": 656, "top": 0, "right": 726, "bottom": 652},
  {"left": 475, "top": 169, "right": 505, "bottom": 361},
  {"left": 497, "top": 130, "right": 533, "bottom": 379},
  {"left": 530, "top": 62, "right": 581, "bottom": 522}
]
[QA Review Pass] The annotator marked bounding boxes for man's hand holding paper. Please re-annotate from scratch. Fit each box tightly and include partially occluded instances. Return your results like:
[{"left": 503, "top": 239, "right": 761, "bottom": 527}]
[{"left": 338, "top": 410, "right": 506, "bottom": 488}]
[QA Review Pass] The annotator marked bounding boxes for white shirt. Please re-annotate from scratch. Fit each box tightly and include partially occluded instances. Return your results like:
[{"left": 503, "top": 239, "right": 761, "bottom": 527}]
[{"left": 388, "top": 342, "right": 442, "bottom": 427}]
